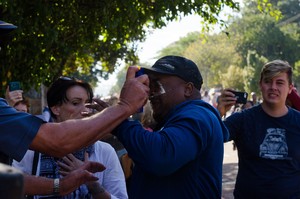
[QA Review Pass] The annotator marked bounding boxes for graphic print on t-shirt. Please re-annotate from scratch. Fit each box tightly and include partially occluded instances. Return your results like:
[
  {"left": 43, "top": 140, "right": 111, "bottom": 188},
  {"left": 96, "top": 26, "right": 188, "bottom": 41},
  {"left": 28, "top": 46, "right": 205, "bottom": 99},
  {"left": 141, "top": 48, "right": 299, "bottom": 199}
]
[{"left": 259, "top": 128, "right": 288, "bottom": 160}]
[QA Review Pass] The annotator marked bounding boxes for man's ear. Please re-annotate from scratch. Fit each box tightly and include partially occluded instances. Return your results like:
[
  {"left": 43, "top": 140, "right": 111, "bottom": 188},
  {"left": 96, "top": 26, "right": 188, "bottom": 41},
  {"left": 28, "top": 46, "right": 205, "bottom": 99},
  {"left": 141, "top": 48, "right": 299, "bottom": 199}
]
[
  {"left": 288, "top": 83, "right": 294, "bottom": 94},
  {"left": 50, "top": 106, "right": 60, "bottom": 117},
  {"left": 184, "top": 82, "right": 194, "bottom": 97}
]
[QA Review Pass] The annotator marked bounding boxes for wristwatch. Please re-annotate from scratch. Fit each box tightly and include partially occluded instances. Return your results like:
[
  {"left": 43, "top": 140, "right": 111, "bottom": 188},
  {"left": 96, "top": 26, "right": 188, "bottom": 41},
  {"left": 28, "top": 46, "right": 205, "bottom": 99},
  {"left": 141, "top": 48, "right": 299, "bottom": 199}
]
[{"left": 53, "top": 178, "right": 60, "bottom": 195}]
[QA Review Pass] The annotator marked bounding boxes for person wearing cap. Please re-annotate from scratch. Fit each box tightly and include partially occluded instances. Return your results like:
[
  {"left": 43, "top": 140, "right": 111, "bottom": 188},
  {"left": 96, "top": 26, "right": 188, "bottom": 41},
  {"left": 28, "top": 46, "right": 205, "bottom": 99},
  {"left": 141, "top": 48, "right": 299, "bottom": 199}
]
[
  {"left": 0, "top": 20, "right": 149, "bottom": 196},
  {"left": 113, "top": 55, "right": 228, "bottom": 198},
  {"left": 217, "top": 60, "right": 300, "bottom": 198}
]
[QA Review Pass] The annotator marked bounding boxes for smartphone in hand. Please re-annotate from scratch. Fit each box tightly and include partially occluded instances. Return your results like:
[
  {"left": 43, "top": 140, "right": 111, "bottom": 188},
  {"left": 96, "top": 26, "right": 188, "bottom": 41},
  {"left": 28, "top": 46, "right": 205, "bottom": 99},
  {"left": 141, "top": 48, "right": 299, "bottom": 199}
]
[
  {"left": 9, "top": 81, "right": 21, "bottom": 91},
  {"left": 231, "top": 91, "right": 248, "bottom": 104}
]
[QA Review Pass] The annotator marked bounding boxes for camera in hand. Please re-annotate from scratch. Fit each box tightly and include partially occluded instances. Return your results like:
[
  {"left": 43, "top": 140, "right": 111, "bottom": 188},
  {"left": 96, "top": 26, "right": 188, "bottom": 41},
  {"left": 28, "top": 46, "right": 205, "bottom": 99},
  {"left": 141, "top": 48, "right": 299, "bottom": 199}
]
[{"left": 231, "top": 91, "right": 248, "bottom": 104}]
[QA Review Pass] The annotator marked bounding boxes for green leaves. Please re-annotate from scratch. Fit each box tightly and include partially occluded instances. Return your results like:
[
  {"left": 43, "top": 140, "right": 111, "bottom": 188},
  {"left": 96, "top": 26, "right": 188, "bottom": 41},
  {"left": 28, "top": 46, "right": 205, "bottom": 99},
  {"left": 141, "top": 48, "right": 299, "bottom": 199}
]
[{"left": 0, "top": 0, "right": 239, "bottom": 95}]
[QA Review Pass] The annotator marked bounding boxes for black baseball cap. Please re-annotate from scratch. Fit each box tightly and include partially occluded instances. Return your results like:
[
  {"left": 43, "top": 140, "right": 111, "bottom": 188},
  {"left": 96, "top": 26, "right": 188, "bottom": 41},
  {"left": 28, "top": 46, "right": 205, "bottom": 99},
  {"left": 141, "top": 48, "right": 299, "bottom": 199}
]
[
  {"left": 143, "top": 55, "right": 203, "bottom": 90},
  {"left": 0, "top": 20, "right": 17, "bottom": 35}
]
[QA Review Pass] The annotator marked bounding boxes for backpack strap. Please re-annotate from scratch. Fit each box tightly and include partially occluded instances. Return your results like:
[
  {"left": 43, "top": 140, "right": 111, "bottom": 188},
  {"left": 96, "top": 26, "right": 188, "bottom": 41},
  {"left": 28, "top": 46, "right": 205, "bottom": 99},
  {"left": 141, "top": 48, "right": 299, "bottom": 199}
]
[
  {"left": 26, "top": 151, "right": 40, "bottom": 199},
  {"left": 32, "top": 151, "right": 39, "bottom": 175}
]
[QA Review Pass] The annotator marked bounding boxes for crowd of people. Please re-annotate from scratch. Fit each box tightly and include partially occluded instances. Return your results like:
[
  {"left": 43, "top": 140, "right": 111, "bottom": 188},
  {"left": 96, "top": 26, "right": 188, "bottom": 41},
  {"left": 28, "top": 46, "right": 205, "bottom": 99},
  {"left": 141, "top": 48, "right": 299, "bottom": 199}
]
[{"left": 2, "top": 19, "right": 300, "bottom": 199}]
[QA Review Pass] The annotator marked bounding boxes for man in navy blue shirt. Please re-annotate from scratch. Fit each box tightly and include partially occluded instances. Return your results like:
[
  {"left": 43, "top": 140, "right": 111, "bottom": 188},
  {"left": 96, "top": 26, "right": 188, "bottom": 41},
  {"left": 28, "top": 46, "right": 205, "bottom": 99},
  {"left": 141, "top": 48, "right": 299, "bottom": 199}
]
[{"left": 114, "top": 55, "right": 228, "bottom": 199}]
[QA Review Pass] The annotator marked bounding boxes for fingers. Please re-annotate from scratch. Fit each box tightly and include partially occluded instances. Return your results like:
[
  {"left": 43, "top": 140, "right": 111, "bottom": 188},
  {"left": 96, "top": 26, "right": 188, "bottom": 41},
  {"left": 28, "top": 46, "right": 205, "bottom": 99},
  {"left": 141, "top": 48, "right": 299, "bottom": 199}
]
[
  {"left": 61, "top": 155, "right": 73, "bottom": 165},
  {"left": 118, "top": 66, "right": 150, "bottom": 114},
  {"left": 126, "top": 65, "right": 140, "bottom": 80},
  {"left": 222, "top": 89, "right": 236, "bottom": 97},
  {"left": 93, "top": 98, "right": 109, "bottom": 108},
  {"left": 59, "top": 162, "right": 104, "bottom": 195},
  {"left": 85, "top": 98, "right": 109, "bottom": 112},
  {"left": 81, "top": 161, "right": 106, "bottom": 173},
  {"left": 220, "top": 89, "right": 237, "bottom": 102},
  {"left": 59, "top": 169, "right": 99, "bottom": 195},
  {"left": 58, "top": 161, "right": 70, "bottom": 170},
  {"left": 59, "top": 170, "right": 69, "bottom": 176},
  {"left": 84, "top": 152, "right": 89, "bottom": 163},
  {"left": 83, "top": 172, "right": 99, "bottom": 181},
  {"left": 127, "top": 65, "right": 150, "bottom": 86},
  {"left": 5, "top": 87, "right": 23, "bottom": 106},
  {"left": 59, "top": 153, "right": 84, "bottom": 173},
  {"left": 58, "top": 161, "right": 71, "bottom": 176},
  {"left": 66, "top": 153, "right": 77, "bottom": 162}
]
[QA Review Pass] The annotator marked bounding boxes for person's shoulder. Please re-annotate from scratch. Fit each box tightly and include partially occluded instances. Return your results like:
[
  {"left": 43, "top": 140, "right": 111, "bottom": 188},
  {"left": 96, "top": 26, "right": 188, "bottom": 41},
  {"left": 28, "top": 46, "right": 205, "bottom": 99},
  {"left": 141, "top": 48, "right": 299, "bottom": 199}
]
[{"left": 0, "top": 98, "right": 8, "bottom": 105}]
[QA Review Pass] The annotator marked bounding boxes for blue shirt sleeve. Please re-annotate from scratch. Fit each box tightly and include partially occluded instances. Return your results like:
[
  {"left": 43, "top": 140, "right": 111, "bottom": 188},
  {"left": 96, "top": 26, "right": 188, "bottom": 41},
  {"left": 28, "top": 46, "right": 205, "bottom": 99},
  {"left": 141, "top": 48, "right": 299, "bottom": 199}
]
[
  {"left": 115, "top": 119, "right": 199, "bottom": 176},
  {"left": 0, "top": 98, "right": 44, "bottom": 161}
]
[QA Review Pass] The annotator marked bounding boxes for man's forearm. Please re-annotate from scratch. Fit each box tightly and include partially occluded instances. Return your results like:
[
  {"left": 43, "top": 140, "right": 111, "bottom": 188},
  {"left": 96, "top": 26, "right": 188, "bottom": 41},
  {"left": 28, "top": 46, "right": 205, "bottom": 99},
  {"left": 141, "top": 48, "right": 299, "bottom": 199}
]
[
  {"left": 30, "top": 66, "right": 149, "bottom": 157},
  {"left": 24, "top": 175, "right": 54, "bottom": 195},
  {"left": 31, "top": 104, "right": 132, "bottom": 157}
]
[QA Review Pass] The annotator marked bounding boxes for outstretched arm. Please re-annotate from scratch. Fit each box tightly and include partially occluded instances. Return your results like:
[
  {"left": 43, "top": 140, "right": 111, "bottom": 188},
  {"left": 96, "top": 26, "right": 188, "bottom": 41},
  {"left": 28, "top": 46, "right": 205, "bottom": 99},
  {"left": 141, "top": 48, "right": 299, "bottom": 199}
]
[{"left": 30, "top": 66, "right": 149, "bottom": 158}]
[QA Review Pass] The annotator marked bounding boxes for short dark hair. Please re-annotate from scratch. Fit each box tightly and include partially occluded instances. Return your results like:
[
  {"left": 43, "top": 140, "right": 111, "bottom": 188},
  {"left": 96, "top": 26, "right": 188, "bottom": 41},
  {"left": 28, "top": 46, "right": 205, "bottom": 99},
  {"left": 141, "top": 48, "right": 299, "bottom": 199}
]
[{"left": 47, "top": 77, "right": 93, "bottom": 118}]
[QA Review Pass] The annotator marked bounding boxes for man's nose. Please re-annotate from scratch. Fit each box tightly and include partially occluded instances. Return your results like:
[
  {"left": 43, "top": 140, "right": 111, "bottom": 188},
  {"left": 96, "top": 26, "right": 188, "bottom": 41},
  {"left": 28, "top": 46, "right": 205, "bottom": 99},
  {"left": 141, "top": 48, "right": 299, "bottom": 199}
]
[{"left": 270, "top": 81, "right": 278, "bottom": 90}]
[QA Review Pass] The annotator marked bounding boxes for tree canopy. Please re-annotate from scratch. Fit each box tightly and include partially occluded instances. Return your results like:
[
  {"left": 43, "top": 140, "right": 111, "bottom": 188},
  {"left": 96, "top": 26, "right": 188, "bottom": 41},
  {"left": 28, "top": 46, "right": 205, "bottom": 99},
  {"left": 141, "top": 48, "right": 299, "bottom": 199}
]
[{"left": 0, "top": 0, "right": 240, "bottom": 95}]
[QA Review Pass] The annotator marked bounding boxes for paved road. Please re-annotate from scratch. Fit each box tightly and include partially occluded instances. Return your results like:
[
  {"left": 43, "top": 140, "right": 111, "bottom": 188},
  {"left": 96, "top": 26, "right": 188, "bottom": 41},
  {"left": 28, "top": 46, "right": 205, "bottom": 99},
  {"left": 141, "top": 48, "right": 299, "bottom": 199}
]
[{"left": 222, "top": 141, "right": 238, "bottom": 199}]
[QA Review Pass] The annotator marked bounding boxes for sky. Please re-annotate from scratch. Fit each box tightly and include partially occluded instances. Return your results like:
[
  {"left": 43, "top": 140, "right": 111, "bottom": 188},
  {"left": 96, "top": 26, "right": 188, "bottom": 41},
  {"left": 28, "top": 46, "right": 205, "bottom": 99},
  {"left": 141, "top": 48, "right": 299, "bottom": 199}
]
[{"left": 94, "top": 15, "right": 204, "bottom": 97}]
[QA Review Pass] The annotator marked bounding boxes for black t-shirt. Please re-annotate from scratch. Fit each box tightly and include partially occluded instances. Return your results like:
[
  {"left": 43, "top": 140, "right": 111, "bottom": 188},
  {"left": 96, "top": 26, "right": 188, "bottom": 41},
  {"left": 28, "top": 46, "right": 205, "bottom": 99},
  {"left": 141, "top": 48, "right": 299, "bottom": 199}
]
[{"left": 225, "top": 105, "right": 300, "bottom": 199}]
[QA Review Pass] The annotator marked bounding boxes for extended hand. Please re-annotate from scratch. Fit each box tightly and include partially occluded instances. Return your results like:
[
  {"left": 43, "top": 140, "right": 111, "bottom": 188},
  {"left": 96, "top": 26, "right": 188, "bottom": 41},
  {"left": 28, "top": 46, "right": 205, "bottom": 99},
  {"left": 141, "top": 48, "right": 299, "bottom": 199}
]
[
  {"left": 59, "top": 160, "right": 106, "bottom": 195},
  {"left": 83, "top": 98, "right": 110, "bottom": 116}
]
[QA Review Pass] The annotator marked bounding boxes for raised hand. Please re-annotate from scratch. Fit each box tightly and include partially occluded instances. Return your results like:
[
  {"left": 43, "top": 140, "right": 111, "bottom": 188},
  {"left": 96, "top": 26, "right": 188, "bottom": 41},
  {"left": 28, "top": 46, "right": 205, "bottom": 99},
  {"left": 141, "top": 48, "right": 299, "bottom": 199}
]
[
  {"left": 119, "top": 65, "right": 149, "bottom": 114},
  {"left": 83, "top": 98, "right": 110, "bottom": 116},
  {"left": 5, "top": 87, "right": 23, "bottom": 106},
  {"left": 217, "top": 88, "right": 237, "bottom": 117},
  {"left": 59, "top": 160, "right": 106, "bottom": 195}
]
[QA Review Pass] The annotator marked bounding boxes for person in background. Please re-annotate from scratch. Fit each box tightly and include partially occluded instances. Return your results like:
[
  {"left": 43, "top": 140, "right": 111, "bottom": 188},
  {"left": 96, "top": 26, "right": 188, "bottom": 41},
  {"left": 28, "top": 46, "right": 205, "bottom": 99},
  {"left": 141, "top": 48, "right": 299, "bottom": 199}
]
[
  {"left": 5, "top": 86, "right": 24, "bottom": 107},
  {"left": 286, "top": 87, "right": 300, "bottom": 111},
  {"left": 113, "top": 55, "right": 228, "bottom": 199},
  {"left": 0, "top": 20, "right": 149, "bottom": 196},
  {"left": 13, "top": 98, "right": 30, "bottom": 112},
  {"left": 250, "top": 91, "right": 260, "bottom": 105},
  {"left": 5, "top": 85, "right": 31, "bottom": 113},
  {"left": 202, "top": 90, "right": 211, "bottom": 104},
  {"left": 241, "top": 100, "right": 253, "bottom": 110},
  {"left": 217, "top": 60, "right": 300, "bottom": 198}
]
